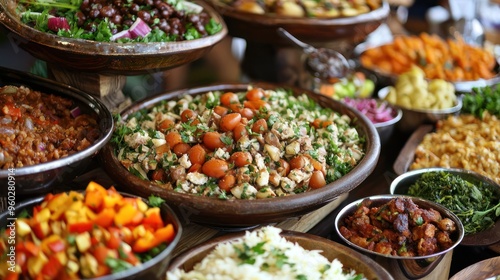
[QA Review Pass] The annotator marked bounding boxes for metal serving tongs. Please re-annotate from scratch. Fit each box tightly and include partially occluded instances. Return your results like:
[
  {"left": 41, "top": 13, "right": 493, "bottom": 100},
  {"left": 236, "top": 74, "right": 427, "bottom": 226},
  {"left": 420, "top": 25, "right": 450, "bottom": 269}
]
[{"left": 277, "top": 27, "right": 352, "bottom": 79}]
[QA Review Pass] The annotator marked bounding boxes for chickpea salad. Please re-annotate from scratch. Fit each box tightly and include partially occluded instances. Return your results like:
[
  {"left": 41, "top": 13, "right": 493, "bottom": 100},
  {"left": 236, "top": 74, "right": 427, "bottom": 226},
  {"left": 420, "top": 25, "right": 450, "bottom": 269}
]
[{"left": 112, "top": 87, "right": 366, "bottom": 200}]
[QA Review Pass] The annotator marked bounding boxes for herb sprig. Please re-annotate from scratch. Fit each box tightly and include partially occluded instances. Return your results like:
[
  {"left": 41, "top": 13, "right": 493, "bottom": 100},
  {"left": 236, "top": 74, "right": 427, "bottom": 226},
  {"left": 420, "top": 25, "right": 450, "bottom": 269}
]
[{"left": 462, "top": 85, "right": 500, "bottom": 118}]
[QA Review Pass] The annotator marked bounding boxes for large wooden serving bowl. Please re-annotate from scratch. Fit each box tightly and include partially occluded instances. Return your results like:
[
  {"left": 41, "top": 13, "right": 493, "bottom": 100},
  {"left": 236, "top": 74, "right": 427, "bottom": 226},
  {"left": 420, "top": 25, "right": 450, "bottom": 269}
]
[
  {"left": 168, "top": 229, "right": 393, "bottom": 279},
  {"left": 0, "top": 0, "right": 227, "bottom": 75},
  {"left": 207, "top": 0, "right": 389, "bottom": 45},
  {"left": 100, "top": 83, "right": 381, "bottom": 228}
]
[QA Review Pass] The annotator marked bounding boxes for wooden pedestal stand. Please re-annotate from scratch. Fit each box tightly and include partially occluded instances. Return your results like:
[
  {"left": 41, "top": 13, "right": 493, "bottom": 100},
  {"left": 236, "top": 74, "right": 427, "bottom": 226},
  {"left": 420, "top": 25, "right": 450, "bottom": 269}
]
[{"left": 46, "top": 63, "right": 132, "bottom": 112}]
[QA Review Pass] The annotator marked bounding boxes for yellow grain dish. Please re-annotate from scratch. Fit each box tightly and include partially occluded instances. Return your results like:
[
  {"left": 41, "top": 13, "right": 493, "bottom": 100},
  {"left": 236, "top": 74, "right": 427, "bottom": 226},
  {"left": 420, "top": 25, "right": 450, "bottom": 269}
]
[
  {"left": 360, "top": 33, "right": 497, "bottom": 82},
  {"left": 411, "top": 112, "right": 500, "bottom": 185}
]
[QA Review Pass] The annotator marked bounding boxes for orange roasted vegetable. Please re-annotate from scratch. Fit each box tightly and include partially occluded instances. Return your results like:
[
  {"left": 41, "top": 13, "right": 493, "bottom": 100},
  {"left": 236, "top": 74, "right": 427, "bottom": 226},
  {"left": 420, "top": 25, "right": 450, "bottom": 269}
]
[{"left": 360, "top": 33, "right": 496, "bottom": 82}]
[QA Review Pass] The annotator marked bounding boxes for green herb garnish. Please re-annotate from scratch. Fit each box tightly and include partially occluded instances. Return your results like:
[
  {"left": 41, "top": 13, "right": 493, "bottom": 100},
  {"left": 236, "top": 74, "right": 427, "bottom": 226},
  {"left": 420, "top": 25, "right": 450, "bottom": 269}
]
[
  {"left": 148, "top": 195, "right": 165, "bottom": 207},
  {"left": 462, "top": 85, "right": 500, "bottom": 118},
  {"left": 408, "top": 171, "right": 500, "bottom": 234}
]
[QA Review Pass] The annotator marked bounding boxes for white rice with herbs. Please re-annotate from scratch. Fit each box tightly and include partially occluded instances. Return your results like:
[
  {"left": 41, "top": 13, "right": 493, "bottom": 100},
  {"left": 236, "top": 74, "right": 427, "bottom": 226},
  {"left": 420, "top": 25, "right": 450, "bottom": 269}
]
[{"left": 167, "top": 226, "right": 366, "bottom": 280}]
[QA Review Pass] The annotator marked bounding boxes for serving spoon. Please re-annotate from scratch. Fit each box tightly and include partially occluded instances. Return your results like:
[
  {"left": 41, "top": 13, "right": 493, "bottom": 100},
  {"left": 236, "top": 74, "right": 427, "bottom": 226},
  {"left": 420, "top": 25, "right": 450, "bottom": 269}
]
[{"left": 277, "top": 27, "right": 351, "bottom": 79}]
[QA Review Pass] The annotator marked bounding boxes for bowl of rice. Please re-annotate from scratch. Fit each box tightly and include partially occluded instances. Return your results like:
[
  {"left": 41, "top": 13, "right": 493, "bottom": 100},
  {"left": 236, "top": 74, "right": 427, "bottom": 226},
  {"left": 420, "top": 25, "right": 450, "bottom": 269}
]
[{"left": 167, "top": 226, "right": 393, "bottom": 279}]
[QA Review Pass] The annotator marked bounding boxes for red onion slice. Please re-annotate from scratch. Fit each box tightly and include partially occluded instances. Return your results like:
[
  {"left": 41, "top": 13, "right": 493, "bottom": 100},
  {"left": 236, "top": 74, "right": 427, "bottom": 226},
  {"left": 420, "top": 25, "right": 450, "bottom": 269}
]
[
  {"left": 128, "top": 18, "right": 152, "bottom": 39},
  {"left": 47, "top": 17, "right": 70, "bottom": 32}
]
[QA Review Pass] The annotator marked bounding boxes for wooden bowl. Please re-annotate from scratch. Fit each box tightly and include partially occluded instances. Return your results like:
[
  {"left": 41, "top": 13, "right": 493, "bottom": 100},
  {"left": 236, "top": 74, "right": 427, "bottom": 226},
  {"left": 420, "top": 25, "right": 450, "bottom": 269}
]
[
  {"left": 449, "top": 256, "right": 500, "bottom": 280},
  {"left": 168, "top": 229, "right": 394, "bottom": 280},
  {"left": 100, "top": 82, "right": 381, "bottom": 228},
  {"left": 0, "top": 0, "right": 227, "bottom": 75},
  {"left": 207, "top": 0, "right": 389, "bottom": 45}
]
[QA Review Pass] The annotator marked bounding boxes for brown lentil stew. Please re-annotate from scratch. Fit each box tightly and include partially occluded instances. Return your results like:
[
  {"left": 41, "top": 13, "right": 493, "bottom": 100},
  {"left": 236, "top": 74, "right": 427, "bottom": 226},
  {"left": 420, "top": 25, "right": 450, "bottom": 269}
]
[{"left": 0, "top": 85, "right": 100, "bottom": 169}]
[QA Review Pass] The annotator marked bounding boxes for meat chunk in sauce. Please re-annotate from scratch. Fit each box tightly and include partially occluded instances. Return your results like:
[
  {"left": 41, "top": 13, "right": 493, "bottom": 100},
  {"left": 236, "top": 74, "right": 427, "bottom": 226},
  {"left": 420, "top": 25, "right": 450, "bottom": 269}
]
[{"left": 339, "top": 197, "right": 458, "bottom": 257}]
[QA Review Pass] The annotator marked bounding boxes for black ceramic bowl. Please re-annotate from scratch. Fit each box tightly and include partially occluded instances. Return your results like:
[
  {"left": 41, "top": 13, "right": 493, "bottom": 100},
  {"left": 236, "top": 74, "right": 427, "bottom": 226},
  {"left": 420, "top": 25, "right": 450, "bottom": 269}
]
[
  {"left": 0, "top": 189, "right": 183, "bottom": 280},
  {"left": 0, "top": 67, "right": 114, "bottom": 199}
]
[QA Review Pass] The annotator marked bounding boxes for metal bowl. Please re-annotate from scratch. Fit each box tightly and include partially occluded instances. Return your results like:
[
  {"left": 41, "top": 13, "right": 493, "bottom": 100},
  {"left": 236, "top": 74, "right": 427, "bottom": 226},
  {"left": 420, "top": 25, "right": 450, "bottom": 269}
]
[
  {"left": 374, "top": 103, "right": 402, "bottom": 145},
  {"left": 0, "top": 0, "right": 227, "bottom": 75},
  {"left": 0, "top": 189, "right": 183, "bottom": 279},
  {"left": 100, "top": 82, "right": 381, "bottom": 228},
  {"left": 335, "top": 194, "right": 465, "bottom": 279},
  {"left": 0, "top": 67, "right": 114, "bottom": 199},
  {"left": 378, "top": 86, "right": 462, "bottom": 133},
  {"left": 390, "top": 167, "right": 500, "bottom": 246},
  {"left": 168, "top": 229, "right": 393, "bottom": 279},
  {"left": 343, "top": 97, "right": 402, "bottom": 145}
]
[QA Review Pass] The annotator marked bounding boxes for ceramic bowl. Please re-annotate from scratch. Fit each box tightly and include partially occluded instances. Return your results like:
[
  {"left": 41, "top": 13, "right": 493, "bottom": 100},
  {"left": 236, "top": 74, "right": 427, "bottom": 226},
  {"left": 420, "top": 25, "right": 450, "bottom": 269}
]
[
  {"left": 390, "top": 167, "right": 500, "bottom": 246},
  {"left": 207, "top": 0, "right": 389, "bottom": 45},
  {"left": 0, "top": 189, "right": 183, "bottom": 280},
  {"left": 378, "top": 86, "right": 462, "bottom": 133},
  {"left": 335, "top": 194, "right": 465, "bottom": 279},
  {"left": 100, "top": 82, "right": 381, "bottom": 229},
  {"left": 0, "top": 0, "right": 227, "bottom": 75},
  {"left": 0, "top": 67, "right": 113, "bottom": 199},
  {"left": 167, "top": 229, "right": 393, "bottom": 279}
]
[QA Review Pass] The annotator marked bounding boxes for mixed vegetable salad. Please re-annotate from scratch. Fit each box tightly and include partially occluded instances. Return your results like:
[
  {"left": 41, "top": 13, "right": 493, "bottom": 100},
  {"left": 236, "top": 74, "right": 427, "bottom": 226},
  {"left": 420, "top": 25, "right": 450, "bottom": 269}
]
[
  {"left": 112, "top": 87, "right": 366, "bottom": 200},
  {"left": 0, "top": 182, "right": 177, "bottom": 279},
  {"left": 16, "top": 0, "right": 222, "bottom": 42}
]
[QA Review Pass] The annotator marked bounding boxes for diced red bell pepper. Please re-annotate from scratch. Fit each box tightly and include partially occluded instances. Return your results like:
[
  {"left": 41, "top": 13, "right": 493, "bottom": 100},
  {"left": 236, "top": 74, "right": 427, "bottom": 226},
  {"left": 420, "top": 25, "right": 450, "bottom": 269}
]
[
  {"left": 41, "top": 255, "right": 63, "bottom": 280},
  {"left": 31, "top": 221, "right": 50, "bottom": 239},
  {"left": 47, "top": 239, "right": 66, "bottom": 253},
  {"left": 93, "top": 245, "right": 111, "bottom": 264},
  {"left": 106, "top": 228, "right": 122, "bottom": 250},
  {"left": 68, "top": 221, "right": 93, "bottom": 233},
  {"left": 142, "top": 208, "right": 164, "bottom": 230},
  {"left": 19, "top": 241, "right": 40, "bottom": 257}
]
